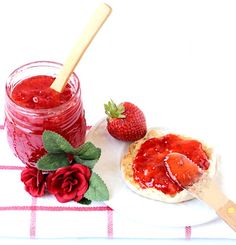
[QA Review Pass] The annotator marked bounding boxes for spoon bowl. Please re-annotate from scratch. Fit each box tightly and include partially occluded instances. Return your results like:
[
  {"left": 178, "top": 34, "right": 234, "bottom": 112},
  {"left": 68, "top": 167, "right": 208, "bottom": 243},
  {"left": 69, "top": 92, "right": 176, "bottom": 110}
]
[{"left": 164, "top": 152, "right": 236, "bottom": 232}]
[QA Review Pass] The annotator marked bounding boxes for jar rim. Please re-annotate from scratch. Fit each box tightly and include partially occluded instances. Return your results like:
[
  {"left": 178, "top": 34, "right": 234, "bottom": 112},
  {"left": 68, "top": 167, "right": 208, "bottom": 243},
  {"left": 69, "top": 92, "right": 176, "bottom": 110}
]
[{"left": 5, "top": 60, "right": 81, "bottom": 115}]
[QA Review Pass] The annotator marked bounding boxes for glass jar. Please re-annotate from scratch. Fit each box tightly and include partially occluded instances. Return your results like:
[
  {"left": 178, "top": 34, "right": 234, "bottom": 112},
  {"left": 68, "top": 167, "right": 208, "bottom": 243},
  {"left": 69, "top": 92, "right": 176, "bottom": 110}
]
[{"left": 5, "top": 61, "right": 86, "bottom": 166}]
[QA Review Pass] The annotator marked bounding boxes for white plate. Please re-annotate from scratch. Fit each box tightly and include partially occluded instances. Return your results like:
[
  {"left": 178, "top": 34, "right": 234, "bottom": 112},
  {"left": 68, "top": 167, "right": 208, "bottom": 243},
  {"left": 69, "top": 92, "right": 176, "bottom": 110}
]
[{"left": 86, "top": 119, "right": 218, "bottom": 227}]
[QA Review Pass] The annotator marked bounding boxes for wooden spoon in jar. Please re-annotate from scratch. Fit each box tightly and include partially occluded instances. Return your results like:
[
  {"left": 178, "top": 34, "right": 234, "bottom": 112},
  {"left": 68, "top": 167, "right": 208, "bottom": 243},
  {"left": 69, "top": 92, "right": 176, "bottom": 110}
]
[
  {"left": 164, "top": 152, "right": 236, "bottom": 232},
  {"left": 50, "top": 3, "right": 112, "bottom": 93}
]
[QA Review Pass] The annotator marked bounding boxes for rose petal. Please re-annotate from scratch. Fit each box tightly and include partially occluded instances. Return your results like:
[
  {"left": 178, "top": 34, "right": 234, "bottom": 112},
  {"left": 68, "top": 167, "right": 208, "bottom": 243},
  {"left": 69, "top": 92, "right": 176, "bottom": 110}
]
[
  {"left": 21, "top": 166, "right": 46, "bottom": 197},
  {"left": 46, "top": 164, "right": 91, "bottom": 203}
]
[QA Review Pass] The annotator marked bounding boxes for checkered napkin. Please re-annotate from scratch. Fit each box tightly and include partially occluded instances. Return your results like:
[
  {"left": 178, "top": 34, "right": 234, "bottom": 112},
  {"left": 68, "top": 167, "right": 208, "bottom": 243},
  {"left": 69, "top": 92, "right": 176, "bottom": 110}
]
[{"left": 0, "top": 120, "right": 236, "bottom": 240}]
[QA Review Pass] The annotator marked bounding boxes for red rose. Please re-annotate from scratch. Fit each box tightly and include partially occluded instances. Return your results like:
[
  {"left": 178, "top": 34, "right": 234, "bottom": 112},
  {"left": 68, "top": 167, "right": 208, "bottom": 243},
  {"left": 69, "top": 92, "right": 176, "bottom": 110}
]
[
  {"left": 47, "top": 164, "right": 91, "bottom": 203},
  {"left": 21, "top": 166, "right": 46, "bottom": 197}
]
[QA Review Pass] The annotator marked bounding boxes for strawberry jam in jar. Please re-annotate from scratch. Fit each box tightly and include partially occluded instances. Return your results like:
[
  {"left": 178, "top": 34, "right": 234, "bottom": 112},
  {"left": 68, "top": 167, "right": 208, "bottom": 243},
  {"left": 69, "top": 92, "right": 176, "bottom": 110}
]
[{"left": 5, "top": 61, "right": 86, "bottom": 166}]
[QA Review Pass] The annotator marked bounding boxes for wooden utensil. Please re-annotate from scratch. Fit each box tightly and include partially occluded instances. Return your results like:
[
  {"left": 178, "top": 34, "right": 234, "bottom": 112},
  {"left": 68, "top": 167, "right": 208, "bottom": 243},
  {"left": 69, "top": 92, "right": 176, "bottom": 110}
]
[
  {"left": 50, "top": 3, "right": 112, "bottom": 93},
  {"left": 164, "top": 152, "right": 236, "bottom": 232}
]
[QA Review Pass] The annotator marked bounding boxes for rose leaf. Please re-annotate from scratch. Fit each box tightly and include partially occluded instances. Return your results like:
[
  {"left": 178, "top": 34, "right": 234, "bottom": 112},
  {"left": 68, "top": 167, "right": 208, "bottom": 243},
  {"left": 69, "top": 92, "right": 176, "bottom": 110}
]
[
  {"left": 36, "top": 153, "right": 69, "bottom": 171},
  {"left": 78, "top": 197, "right": 92, "bottom": 205},
  {"left": 84, "top": 172, "right": 109, "bottom": 201},
  {"left": 74, "top": 156, "right": 98, "bottom": 169},
  {"left": 43, "top": 130, "right": 75, "bottom": 154},
  {"left": 73, "top": 142, "right": 101, "bottom": 169},
  {"left": 74, "top": 142, "right": 101, "bottom": 159}
]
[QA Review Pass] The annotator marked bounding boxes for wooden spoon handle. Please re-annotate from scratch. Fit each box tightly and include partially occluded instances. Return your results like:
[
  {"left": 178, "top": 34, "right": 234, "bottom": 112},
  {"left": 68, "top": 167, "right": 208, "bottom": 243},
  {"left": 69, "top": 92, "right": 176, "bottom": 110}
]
[
  {"left": 50, "top": 3, "right": 112, "bottom": 93},
  {"left": 217, "top": 200, "right": 236, "bottom": 232},
  {"left": 193, "top": 181, "right": 236, "bottom": 232}
]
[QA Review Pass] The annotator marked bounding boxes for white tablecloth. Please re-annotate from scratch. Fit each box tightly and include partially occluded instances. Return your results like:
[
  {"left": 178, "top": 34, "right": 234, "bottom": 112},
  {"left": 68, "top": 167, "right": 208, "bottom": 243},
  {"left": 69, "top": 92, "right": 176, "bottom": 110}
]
[{"left": 0, "top": 0, "right": 236, "bottom": 242}]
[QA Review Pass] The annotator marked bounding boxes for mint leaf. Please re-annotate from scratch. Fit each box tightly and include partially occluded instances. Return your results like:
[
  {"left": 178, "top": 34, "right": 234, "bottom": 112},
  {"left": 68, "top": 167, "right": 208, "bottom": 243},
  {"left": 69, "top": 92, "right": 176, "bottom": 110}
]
[
  {"left": 36, "top": 153, "right": 69, "bottom": 171},
  {"left": 43, "top": 130, "right": 74, "bottom": 154},
  {"left": 78, "top": 197, "right": 92, "bottom": 205},
  {"left": 84, "top": 172, "right": 109, "bottom": 201}
]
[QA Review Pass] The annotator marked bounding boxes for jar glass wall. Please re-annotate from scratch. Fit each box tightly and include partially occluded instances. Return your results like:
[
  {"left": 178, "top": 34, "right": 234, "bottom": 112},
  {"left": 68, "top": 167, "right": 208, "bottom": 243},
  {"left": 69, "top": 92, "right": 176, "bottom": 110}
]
[{"left": 5, "top": 61, "right": 86, "bottom": 166}]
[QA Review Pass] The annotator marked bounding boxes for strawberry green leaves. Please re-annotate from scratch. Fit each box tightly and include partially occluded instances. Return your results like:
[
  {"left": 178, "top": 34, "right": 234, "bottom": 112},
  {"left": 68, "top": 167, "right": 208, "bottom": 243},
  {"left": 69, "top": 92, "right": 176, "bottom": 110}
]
[
  {"left": 104, "top": 99, "right": 126, "bottom": 119},
  {"left": 36, "top": 130, "right": 109, "bottom": 203}
]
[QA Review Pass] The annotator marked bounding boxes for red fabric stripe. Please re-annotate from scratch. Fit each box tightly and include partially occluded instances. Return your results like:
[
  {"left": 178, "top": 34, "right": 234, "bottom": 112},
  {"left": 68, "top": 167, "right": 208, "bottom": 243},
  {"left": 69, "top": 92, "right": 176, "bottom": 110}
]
[
  {"left": 185, "top": 226, "right": 191, "bottom": 239},
  {"left": 0, "top": 165, "right": 24, "bottom": 170},
  {"left": 107, "top": 209, "right": 113, "bottom": 238},
  {"left": 0, "top": 205, "right": 112, "bottom": 211},
  {"left": 30, "top": 197, "right": 37, "bottom": 239}
]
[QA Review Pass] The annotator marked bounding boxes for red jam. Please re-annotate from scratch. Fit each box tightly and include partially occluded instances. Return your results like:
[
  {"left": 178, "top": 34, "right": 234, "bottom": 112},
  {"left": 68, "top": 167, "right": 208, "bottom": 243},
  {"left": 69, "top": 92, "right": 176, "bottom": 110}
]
[
  {"left": 11, "top": 75, "right": 73, "bottom": 109},
  {"left": 133, "top": 134, "right": 210, "bottom": 195},
  {"left": 5, "top": 62, "right": 86, "bottom": 166}
]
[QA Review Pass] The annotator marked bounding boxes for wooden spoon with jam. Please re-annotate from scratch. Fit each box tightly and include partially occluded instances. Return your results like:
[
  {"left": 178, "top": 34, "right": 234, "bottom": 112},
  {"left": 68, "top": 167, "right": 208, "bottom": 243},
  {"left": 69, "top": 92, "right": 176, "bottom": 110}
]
[{"left": 164, "top": 153, "right": 236, "bottom": 232}]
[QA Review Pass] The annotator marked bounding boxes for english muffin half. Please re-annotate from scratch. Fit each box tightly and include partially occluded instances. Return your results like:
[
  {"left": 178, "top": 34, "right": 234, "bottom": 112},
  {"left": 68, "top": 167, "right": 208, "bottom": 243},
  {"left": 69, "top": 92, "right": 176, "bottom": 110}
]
[{"left": 121, "top": 129, "right": 217, "bottom": 203}]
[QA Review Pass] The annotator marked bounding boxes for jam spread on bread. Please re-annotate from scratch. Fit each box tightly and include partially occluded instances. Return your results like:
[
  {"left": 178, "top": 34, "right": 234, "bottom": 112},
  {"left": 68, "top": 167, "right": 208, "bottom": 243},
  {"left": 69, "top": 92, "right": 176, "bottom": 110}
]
[{"left": 133, "top": 134, "right": 210, "bottom": 195}]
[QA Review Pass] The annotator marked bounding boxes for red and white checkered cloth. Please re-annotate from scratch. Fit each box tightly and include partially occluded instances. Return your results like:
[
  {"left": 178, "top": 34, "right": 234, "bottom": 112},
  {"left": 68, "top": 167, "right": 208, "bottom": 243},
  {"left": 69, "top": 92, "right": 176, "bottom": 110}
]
[{"left": 0, "top": 121, "right": 236, "bottom": 240}]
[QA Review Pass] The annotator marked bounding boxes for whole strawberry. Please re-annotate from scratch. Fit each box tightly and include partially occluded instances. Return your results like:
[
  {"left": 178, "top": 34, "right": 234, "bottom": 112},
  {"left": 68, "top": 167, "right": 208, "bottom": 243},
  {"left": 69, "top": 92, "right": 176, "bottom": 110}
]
[{"left": 104, "top": 100, "right": 147, "bottom": 141}]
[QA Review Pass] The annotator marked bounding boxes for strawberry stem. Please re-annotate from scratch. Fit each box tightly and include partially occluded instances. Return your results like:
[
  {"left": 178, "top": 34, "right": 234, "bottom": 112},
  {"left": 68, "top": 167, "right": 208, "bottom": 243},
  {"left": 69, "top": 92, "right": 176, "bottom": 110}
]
[{"left": 104, "top": 99, "right": 126, "bottom": 119}]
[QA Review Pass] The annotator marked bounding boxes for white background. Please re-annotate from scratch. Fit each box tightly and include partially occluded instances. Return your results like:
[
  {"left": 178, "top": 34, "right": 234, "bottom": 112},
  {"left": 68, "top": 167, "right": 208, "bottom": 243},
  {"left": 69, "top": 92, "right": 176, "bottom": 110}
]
[{"left": 0, "top": 0, "right": 236, "bottom": 244}]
